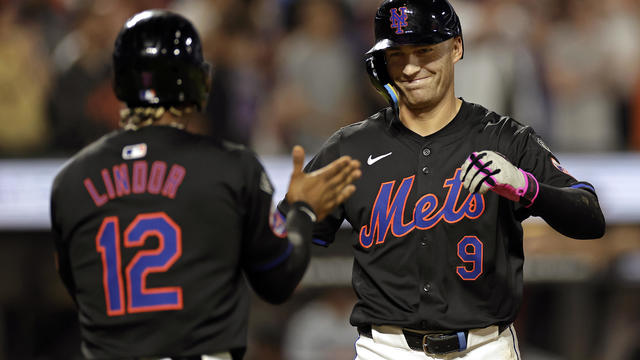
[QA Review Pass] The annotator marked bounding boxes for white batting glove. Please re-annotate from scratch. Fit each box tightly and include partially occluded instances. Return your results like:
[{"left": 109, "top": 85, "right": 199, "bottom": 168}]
[{"left": 460, "top": 151, "right": 539, "bottom": 207}]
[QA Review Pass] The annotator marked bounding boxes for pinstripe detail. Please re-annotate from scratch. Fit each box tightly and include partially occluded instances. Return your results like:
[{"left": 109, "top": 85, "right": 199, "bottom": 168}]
[
  {"left": 353, "top": 335, "right": 361, "bottom": 360},
  {"left": 508, "top": 324, "right": 521, "bottom": 360}
]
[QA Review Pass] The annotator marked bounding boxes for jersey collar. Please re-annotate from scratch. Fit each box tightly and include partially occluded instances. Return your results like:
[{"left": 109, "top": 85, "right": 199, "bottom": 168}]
[{"left": 386, "top": 98, "right": 472, "bottom": 144}]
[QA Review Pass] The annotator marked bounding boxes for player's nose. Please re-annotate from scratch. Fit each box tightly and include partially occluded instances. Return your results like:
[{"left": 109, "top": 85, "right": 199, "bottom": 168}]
[{"left": 402, "top": 61, "right": 421, "bottom": 77}]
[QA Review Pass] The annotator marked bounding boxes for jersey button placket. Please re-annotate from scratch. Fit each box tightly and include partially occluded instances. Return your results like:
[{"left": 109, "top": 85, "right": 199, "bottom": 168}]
[
  {"left": 423, "top": 283, "right": 431, "bottom": 293},
  {"left": 420, "top": 145, "right": 431, "bottom": 175}
]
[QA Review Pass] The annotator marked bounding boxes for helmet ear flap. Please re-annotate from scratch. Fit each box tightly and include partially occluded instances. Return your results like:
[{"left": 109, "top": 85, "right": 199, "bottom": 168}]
[{"left": 365, "top": 51, "right": 399, "bottom": 116}]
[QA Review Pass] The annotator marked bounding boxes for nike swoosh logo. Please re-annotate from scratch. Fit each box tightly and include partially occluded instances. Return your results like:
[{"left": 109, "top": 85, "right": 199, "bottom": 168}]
[{"left": 367, "top": 152, "right": 392, "bottom": 165}]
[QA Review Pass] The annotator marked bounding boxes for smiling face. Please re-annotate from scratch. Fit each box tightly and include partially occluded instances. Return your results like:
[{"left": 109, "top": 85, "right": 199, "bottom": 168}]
[{"left": 384, "top": 37, "right": 462, "bottom": 111}]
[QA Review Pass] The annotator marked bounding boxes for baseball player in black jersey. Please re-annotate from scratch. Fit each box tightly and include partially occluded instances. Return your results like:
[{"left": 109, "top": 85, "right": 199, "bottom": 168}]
[
  {"left": 278, "top": 0, "right": 606, "bottom": 359},
  {"left": 50, "top": 10, "right": 361, "bottom": 360}
]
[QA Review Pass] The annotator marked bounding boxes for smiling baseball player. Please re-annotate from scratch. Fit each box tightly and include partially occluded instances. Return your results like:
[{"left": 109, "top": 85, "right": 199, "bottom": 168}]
[{"left": 279, "top": 0, "right": 606, "bottom": 359}]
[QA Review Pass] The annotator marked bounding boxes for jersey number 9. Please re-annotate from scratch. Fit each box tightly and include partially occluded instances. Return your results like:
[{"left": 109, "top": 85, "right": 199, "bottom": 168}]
[{"left": 456, "top": 236, "right": 483, "bottom": 280}]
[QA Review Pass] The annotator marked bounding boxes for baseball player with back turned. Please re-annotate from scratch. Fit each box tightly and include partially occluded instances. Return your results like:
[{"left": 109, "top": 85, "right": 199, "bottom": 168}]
[
  {"left": 279, "top": 0, "right": 606, "bottom": 359},
  {"left": 50, "top": 10, "right": 361, "bottom": 360}
]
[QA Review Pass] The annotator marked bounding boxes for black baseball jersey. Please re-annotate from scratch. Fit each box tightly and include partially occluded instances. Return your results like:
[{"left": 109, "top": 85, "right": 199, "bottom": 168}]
[
  {"left": 305, "top": 100, "right": 594, "bottom": 331},
  {"left": 50, "top": 126, "right": 292, "bottom": 358}
]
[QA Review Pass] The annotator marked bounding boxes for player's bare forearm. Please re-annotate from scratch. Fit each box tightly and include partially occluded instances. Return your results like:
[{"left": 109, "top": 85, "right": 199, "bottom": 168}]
[{"left": 530, "top": 184, "right": 606, "bottom": 239}]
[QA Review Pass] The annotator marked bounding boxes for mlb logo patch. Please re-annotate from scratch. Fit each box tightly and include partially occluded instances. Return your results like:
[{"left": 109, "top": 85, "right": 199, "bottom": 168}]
[
  {"left": 122, "top": 143, "right": 148, "bottom": 160},
  {"left": 551, "top": 156, "right": 571, "bottom": 176}
]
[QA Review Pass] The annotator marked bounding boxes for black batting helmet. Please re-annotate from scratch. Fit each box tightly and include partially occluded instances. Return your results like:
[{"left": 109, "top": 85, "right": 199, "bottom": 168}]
[
  {"left": 364, "top": 0, "right": 463, "bottom": 113},
  {"left": 113, "top": 10, "right": 210, "bottom": 110}
]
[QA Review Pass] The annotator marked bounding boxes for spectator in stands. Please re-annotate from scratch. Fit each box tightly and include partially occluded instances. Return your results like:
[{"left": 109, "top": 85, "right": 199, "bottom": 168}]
[
  {"left": 544, "top": 0, "right": 622, "bottom": 152},
  {"left": 47, "top": 0, "right": 138, "bottom": 155},
  {"left": 259, "top": 0, "right": 362, "bottom": 155},
  {"left": 454, "top": 0, "right": 553, "bottom": 140},
  {"left": 600, "top": 0, "right": 640, "bottom": 149},
  {"left": 0, "top": 3, "right": 51, "bottom": 156}
]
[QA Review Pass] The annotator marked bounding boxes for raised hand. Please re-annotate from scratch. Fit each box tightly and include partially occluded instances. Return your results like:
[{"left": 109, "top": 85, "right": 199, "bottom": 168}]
[{"left": 286, "top": 145, "right": 362, "bottom": 221}]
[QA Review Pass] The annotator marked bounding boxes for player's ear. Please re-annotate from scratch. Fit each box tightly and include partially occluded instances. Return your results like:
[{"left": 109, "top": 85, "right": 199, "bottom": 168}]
[{"left": 451, "top": 36, "right": 463, "bottom": 63}]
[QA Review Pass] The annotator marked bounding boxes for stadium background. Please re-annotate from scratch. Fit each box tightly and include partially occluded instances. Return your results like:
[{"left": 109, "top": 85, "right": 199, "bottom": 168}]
[{"left": 0, "top": 0, "right": 639, "bottom": 359}]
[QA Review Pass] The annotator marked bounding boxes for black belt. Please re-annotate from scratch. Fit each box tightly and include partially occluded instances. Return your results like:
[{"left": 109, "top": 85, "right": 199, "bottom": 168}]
[{"left": 357, "top": 323, "right": 509, "bottom": 355}]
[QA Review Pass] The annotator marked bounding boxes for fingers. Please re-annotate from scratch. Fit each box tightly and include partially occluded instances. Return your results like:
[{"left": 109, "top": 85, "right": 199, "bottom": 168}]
[
  {"left": 312, "top": 160, "right": 361, "bottom": 220},
  {"left": 347, "top": 161, "right": 362, "bottom": 183},
  {"left": 331, "top": 161, "right": 361, "bottom": 197},
  {"left": 315, "top": 158, "right": 360, "bottom": 203},
  {"left": 310, "top": 156, "right": 361, "bottom": 194},
  {"left": 471, "top": 175, "right": 491, "bottom": 194},
  {"left": 291, "top": 145, "right": 305, "bottom": 175},
  {"left": 286, "top": 152, "right": 361, "bottom": 218},
  {"left": 313, "top": 155, "right": 353, "bottom": 179},
  {"left": 336, "top": 184, "right": 357, "bottom": 204},
  {"left": 460, "top": 152, "right": 480, "bottom": 183},
  {"left": 325, "top": 158, "right": 361, "bottom": 188},
  {"left": 316, "top": 184, "right": 357, "bottom": 221},
  {"left": 460, "top": 151, "right": 496, "bottom": 194}
]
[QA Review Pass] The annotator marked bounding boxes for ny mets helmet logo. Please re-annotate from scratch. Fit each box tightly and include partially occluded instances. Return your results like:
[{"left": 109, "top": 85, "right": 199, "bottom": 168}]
[{"left": 389, "top": 7, "right": 408, "bottom": 34}]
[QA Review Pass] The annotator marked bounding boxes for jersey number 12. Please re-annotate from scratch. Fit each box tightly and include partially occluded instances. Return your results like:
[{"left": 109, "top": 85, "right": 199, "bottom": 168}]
[{"left": 96, "top": 212, "right": 183, "bottom": 316}]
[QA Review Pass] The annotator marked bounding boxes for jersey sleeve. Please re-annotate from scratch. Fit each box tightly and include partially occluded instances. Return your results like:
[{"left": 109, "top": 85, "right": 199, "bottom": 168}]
[
  {"left": 50, "top": 172, "right": 77, "bottom": 301},
  {"left": 301, "top": 131, "right": 346, "bottom": 247},
  {"left": 501, "top": 123, "right": 587, "bottom": 190},
  {"left": 240, "top": 152, "right": 316, "bottom": 303},
  {"left": 240, "top": 153, "right": 293, "bottom": 272},
  {"left": 498, "top": 122, "right": 600, "bottom": 222}
]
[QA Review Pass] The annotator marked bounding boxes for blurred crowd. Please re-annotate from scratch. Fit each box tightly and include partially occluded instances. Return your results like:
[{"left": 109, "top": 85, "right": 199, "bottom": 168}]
[{"left": 1, "top": 0, "right": 640, "bottom": 157}]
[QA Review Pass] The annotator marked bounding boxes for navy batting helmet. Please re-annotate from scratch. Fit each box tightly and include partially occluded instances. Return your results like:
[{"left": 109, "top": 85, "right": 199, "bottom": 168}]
[
  {"left": 113, "top": 10, "right": 210, "bottom": 110},
  {"left": 364, "top": 0, "right": 463, "bottom": 113}
]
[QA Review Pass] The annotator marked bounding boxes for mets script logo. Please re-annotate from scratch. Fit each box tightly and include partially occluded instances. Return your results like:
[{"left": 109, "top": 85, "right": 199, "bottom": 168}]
[
  {"left": 389, "top": 7, "right": 409, "bottom": 34},
  {"left": 359, "top": 169, "right": 485, "bottom": 248}
]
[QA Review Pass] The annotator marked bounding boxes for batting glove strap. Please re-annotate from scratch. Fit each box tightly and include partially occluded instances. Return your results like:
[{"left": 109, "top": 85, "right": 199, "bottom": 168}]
[{"left": 518, "top": 170, "right": 539, "bottom": 208}]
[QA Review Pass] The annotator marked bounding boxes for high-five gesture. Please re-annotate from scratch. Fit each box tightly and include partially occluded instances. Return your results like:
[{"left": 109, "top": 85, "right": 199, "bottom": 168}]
[{"left": 286, "top": 145, "right": 361, "bottom": 221}]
